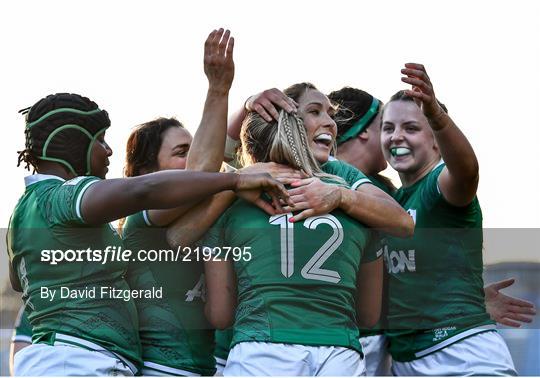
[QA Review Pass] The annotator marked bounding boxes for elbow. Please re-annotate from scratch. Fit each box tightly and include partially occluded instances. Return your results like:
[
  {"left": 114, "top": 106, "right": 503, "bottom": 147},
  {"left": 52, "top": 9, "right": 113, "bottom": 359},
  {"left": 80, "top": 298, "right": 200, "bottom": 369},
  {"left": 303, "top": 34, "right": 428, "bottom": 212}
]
[
  {"left": 399, "top": 214, "right": 415, "bottom": 238},
  {"left": 166, "top": 228, "right": 181, "bottom": 249}
]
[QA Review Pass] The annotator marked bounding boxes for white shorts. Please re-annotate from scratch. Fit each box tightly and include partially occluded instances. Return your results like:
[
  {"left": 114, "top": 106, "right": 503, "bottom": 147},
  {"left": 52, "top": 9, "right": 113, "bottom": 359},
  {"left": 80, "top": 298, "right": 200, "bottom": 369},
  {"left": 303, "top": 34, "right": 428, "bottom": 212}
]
[
  {"left": 142, "top": 361, "right": 202, "bottom": 376},
  {"left": 391, "top": 331, "right": 517, "bottom": 376},
  {"left": 214, "top": 356, "right": 227, "bottom": 376},
  {"left": 224, "top": 341, "right": 366, "bottom": 376},
  {"left": 14, "top": 343, "right": 135, "bottom": 376},
  {"left": 359, "top": 334, "right": 391, "bottom": 376}
]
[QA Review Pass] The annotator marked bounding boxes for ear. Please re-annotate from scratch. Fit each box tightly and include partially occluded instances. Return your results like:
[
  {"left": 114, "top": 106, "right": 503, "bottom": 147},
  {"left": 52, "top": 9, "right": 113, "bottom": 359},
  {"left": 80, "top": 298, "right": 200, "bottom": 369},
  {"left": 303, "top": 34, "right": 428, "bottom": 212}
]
[{"left": 357, "top": 130, "right": 369, "bottom": 142}]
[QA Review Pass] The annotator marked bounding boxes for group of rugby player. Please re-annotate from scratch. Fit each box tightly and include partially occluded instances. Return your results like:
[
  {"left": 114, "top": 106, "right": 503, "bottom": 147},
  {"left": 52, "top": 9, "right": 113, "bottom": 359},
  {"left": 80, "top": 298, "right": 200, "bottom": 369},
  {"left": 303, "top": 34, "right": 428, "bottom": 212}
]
[{"left": 7, "top": 29, "right": 536, "bottom": 376}]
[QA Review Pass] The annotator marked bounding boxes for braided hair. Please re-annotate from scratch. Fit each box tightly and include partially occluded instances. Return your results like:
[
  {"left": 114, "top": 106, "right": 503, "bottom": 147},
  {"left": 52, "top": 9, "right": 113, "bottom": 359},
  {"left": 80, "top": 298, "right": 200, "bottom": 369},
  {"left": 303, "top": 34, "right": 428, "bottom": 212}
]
[
  {"left": 18, "top": 93, "right": 110, "bottom": 176},
  {"left": 240, "top": 110, "right": 346, "bottom": 185}
]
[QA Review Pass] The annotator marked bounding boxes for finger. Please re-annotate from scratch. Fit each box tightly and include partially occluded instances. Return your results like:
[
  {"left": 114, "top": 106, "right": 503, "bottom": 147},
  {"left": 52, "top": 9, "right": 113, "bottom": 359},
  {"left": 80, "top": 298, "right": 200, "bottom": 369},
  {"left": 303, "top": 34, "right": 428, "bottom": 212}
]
[
  {"left": 506, "top": 304, "right": 537, "bottom": 315},
  {"left": 276, "top": 177, "right": 299, "bottom": 185},
  {"left": 404, "top": 89, "right": 430, "bottom": 103},
  {"left": 205, "top": 30, "right": 217, "bottom": 53},
  {"left": 504, "top": 313, "right": 534, "bottom": 323},
  {"left": 269, "top": 193, "right": 285, "bottom": 214},
  {"left": 269, "top": 92, "right": 296, "bottom": 113},
  {"left": 401, "top": 68, "right": 430, "bottom": 81},
  {"left": 289, "top": 194, "right": 306, "bottom": 203},
  {"left": 254, "top": 198, "right": 276, "bottom": 215},
  {"left": 401, "top": 77, "right": 431, "bottom": 94},
  {"left": 275, "top": 172, "right": 306, "bottom": 180},
  {"left": 252, "top": 103, "right": 273, "bottom": 122},
  {"left": 290, "top": 178, "right": 316, "bottom": 187},
  {"left": 283, "top": 201, "right": 310, "bottom": 212},
  {"left": 288, "top": 187, "right": 305, "bottom": 196},
  {"left": 498, "top": 318, "right": 522, "bottom": 328},
  {"left": 261, "top": 100, "right": 281, "bottom": 121},
  {"left": 218, "top": 29, "right": 230, "bottom": 56},
  {"left": 404, "top": 63, "right": 427, "bottom": 73},
  {"left": 290, "top": 208, "right": 315, "bottom": 223},
  {"left": 488, "top": 278, "right": 515, "bottom": 291},
  {"left": 226, "top": 36, "right": 234, "bottom": 59}
]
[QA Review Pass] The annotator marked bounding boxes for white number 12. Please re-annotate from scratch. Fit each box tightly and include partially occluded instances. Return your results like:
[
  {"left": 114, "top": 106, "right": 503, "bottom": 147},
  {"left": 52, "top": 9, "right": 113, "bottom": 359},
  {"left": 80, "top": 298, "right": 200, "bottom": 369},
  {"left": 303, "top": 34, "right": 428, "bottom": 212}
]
[{"left": 269, "top": 213, "right": 343, "bottom": 283}]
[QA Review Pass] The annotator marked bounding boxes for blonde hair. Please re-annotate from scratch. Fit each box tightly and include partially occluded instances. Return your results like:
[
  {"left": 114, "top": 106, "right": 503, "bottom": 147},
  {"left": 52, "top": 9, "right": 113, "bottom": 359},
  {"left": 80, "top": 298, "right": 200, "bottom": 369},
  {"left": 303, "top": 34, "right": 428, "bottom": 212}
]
[{"left": 240, "top": 111, "right": 346, "bottom": 185}]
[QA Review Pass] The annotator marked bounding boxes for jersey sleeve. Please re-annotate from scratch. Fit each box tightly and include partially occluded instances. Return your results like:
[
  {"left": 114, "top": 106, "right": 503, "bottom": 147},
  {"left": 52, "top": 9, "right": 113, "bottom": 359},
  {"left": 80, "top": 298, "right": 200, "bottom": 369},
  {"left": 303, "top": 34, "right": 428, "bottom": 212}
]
[
  {"left": 322, "top": 160, "right": 372, "bottom": 190},
  {"left": 12, "top": 305, "right": 32, "bottom": 343},
  {"left": 419, "top": 163, "right": 445, "bottom": 209},
  {"left": 361, "top": 231, "right": 383, "bottom": 264},
  {"left": 40, "top": 176, "right": 101, "bottom": 226}
]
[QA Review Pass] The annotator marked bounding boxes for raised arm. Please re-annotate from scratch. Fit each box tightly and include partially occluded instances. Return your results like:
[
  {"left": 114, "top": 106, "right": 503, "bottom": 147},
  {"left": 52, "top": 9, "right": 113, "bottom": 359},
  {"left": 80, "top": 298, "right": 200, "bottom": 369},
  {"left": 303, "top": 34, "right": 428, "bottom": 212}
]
[
  {"left": 401, "top": 63, "right": 479, "bottom": 206},
  {"left": 145, "top": 28, "right": 235, "bottom": 226},
  {"left": 187, "top": 28, "right": 234, "bottom": 172}
]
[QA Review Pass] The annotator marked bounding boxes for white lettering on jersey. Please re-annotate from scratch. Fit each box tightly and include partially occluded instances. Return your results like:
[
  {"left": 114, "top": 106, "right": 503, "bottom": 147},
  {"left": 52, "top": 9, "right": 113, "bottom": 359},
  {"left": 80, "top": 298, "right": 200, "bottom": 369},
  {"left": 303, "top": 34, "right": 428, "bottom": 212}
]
[{"left": 383, "top": 245, "right": 416, "bottom": 274}]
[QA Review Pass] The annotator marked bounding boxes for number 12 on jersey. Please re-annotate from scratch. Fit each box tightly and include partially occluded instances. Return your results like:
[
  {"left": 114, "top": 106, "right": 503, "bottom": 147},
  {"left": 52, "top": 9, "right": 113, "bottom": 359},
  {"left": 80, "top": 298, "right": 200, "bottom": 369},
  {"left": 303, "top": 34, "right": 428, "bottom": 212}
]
[{"left": 269, "top": 213, "right": 344, "bottom": 284}]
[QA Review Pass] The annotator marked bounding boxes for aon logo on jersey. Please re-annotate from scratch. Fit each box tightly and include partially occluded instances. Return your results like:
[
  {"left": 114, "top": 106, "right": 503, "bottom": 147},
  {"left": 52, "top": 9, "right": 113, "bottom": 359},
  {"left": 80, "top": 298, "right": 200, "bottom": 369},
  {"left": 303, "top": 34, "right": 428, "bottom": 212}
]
[{"left": 383, "top": 245, "right": 416, "bottom": 274}]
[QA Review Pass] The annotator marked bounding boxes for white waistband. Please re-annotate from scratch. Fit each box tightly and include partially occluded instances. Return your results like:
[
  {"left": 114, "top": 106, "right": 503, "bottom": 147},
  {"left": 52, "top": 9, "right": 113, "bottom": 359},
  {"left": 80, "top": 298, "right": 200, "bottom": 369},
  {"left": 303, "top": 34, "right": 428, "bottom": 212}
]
[
  {"left": 143, "top": 361, "right": 201, "bottom": 376},
  {"left": 53, "top": 333, "right": 138, "bottom": 374}
]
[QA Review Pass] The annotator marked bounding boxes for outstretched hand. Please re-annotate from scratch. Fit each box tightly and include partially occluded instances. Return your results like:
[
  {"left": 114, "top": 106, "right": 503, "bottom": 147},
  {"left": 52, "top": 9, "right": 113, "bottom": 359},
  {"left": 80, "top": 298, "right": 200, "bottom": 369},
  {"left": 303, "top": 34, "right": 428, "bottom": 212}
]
[
  {"left": 485, "top": 278, "right": 537, "bottom": 328},
  {"left": 400, "top": 63, "right": 446, "bottom": 127},
  {"left": 245, "top": 88, "right": 298, "bottom": 122},
  {"left": 204, "top": 28, "right": 235, "bottom": 94}
]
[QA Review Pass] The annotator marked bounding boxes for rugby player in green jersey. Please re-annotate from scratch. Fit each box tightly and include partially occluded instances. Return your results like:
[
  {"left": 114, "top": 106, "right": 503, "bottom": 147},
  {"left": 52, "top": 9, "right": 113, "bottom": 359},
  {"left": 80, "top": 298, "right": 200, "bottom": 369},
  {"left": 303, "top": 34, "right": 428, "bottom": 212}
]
[
  {"left": 380, "top": 63, "right": 517, "bottom": 375},
  {"left": 166, "top": 84, "right": 413, "bottom": 374},
  {"left": 328, "top": 86, "right": 535, "bottom": 376},
  {"left": 203, "top": 109, "right": 383, "bottom": 376},
  {"left": 119, "top": 28, "right": 244, "bottom": 377},
  {"left": 7, "top": 48, "right": 290, "bottom": 376}
]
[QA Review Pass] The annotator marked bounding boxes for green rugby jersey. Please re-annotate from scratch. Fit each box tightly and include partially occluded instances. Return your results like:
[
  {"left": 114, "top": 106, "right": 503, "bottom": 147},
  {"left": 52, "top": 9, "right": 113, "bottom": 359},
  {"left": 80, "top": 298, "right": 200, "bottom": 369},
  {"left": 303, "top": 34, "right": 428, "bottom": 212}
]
[
  {"left": 7, "top": 174, "right": 141, "bottom": 368},
  {"left": 384, "top": 163, "right": 493, "bottom": 362},
  {"left": 204, "top": 197, "right": 380, "bottom": 354},
  {"left": 322, "top": 158, "right": 372, "bottom": 189},
  {"left": 123, "top": 211, "right": 215, "bottom": 376},
  {"left": 12, "top": 305, "right": 32, "bottom": 343}
]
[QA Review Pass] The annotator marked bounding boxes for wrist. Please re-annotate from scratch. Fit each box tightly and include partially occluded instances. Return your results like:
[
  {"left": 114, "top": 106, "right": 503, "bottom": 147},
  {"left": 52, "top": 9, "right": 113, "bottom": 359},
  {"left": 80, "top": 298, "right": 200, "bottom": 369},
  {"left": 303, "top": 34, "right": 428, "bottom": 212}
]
[
  {"left": 207, "top": 86, "right": 230, "bottom": 97},
  {"left": 427, "top": 109, "right": 448, "bottom": 131},
  {"left": 338, "top": 187, "right": 353, "bottom": 213}
]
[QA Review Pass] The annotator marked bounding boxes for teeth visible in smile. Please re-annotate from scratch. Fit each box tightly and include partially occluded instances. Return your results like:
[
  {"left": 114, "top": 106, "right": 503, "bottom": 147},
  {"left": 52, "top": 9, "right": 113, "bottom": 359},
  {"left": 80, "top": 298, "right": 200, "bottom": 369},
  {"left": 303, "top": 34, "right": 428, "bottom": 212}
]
[
  {"left": 391, "top": 147, "right": 411, "bottom": 157},
  {"left": 314, "top": 133, "right": 332, "bottom": 142}
]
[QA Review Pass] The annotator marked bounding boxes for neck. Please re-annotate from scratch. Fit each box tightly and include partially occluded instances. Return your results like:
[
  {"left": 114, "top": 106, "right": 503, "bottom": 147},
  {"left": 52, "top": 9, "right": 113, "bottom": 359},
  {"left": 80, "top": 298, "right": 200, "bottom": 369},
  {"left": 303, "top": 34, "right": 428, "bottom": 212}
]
[
  {"left": 36, "top": 161, "right": 76, "bottom": 180},
  {"left": 399, "top": 157, "right": 440, "bottom": 187},
  {"left": 336, "top": 140, "right": 375, "bottom": 175}
]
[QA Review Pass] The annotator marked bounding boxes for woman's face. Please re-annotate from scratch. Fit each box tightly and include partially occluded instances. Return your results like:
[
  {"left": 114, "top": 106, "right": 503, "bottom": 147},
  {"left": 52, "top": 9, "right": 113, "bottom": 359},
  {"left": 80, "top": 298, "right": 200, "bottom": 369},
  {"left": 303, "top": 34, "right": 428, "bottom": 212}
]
[
  {"left": 381, "top": 100, "right": 438, "bottom": 174},
  {"left": 156, "top": 127, "right": 193, "bottom": 171},
  {"left": 296, "top": 89, "right": 337, "bottom": 163},
  {"left": 90, "top": 131, "right": 113, "bottom": 179}
]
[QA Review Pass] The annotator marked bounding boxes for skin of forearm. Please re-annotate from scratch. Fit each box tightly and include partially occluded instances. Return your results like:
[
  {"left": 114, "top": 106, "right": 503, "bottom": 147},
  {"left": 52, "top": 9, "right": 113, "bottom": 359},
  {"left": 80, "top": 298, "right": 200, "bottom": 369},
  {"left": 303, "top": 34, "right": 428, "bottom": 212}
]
[
  {"left": 134, "top": 171, "right": 237, "bottom": 207},
  {"left": 227, "top": 106, "right": 247, "bottom": 141},
  {"left": 431, "top": 112, "right": 479, "bottom": 183},
  {"left": 166, "top": 191, "right": 237, "bottom": 248},
  {"left": 186, "top": 89, "right": 229, "bottom": 172},
  {"left": 339, "top": 187, "right": 413, "bottom": 237}
]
